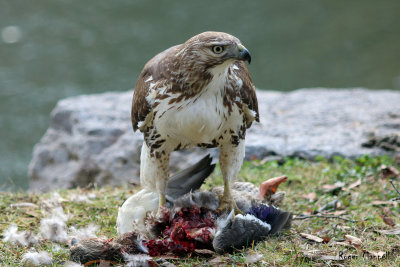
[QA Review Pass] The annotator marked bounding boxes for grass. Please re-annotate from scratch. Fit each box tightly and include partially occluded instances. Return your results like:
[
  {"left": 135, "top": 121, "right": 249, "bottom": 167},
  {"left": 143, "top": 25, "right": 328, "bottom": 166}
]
[{"left": 1, "top": 155, "right": 400, "bottom": 266}]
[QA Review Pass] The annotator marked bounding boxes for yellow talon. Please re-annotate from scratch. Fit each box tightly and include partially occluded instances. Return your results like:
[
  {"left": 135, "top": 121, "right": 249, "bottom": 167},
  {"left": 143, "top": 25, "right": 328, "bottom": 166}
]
[
  {"left": 217, "top": 178, "right": 243, "bottom": 214},
  {"left": 218, "top": 194, "right": 243, "bottom": 214}
]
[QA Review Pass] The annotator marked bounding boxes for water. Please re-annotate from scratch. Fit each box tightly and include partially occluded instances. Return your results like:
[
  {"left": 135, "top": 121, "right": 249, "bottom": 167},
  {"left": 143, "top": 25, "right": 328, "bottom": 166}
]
[{"left": 1, "top": 0, "right": 399, "bottom": 190}]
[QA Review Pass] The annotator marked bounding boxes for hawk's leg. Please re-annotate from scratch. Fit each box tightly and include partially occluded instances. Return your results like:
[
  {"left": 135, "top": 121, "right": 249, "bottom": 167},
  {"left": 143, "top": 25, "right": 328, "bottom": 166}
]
[
  {"left": 139, "top": 142, "right": 170, "bottom": 215},
  {"left": 218, "top": 140, "right": 245, "bottom": 214}
]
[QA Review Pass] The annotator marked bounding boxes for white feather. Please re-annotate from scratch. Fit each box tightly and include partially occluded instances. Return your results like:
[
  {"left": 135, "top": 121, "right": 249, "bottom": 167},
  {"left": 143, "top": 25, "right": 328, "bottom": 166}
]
[
  {"left": 39, "top": 207, "right": 69, "bottom": 243},
  {"left": 116, "top": 188, "right": 159, "bottom": 236},
  {"left": 68, "top": 224, "right": 99, "bottom": 239},
  {"left": 63, "top": 261, "right": 84, "bottom": 267},
  {"left": 2, "top": 225, "right": 38, "bottom": 247},
  {"left": 235, "top": 214, "right": 271, "bottom": 231},
  {"left": 236, "top": 78, "right": 243, "bottom": 88},
  {"left": 214, "top": 210, "right": 234, "bottom": 237},
  {"left": 21, "top": 251, "right": 52, "bottom": 266},
  {"left": 145, "top": 76, "right": 153, "bottom": 83},
  {"left": 123, "top": 253, "right": 152, "bottom": 267},
  {"left": 68, "top": 193, "right": 91, "bottom": 203},
  {"left": 40, "top": 217, "right": 69, "bottom": 243}
]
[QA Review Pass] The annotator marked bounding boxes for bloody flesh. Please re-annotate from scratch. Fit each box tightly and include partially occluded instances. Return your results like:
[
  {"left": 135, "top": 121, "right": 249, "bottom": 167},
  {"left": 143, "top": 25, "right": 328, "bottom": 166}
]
[{"left": 143, "top": 206, "right": 216, "bottom": 256}]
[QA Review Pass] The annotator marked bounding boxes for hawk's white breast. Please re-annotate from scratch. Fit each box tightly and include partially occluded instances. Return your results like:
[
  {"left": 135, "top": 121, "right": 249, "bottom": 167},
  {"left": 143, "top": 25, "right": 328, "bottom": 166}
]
[{"left": 152, "top": 63, "right": 243, "bottom": 148}]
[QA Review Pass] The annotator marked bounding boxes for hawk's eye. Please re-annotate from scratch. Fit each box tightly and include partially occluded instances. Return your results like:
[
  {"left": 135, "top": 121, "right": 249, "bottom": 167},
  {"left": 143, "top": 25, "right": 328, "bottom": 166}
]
[{"left": 212, "top": 46, "right": 224, "bottom": 54}]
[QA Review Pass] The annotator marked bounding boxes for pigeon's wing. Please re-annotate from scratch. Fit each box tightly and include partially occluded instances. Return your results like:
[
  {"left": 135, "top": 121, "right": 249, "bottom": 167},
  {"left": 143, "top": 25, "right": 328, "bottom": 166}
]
[{"left": 268, "top": 210, "right": 293, "bottom": 235}]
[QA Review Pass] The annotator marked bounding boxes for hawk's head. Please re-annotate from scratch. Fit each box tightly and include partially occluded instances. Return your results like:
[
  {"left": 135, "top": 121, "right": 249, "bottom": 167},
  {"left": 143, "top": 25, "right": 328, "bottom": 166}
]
[{"left": 179, "top": 31, "right": 251, "bottom": 70}]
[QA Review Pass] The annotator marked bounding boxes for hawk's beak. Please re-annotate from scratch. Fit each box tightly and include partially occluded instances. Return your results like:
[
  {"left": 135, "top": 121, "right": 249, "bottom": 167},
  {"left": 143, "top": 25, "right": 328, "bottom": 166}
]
[{"left": 237, "top": 44, "right": 251, "bottom": 64}]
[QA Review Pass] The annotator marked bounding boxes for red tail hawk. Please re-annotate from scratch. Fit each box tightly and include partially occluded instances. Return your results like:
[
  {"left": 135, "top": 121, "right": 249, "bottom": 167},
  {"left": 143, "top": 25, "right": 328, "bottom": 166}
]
[{"left": 131, "top": 31, "right": 259, "bottom": 214}]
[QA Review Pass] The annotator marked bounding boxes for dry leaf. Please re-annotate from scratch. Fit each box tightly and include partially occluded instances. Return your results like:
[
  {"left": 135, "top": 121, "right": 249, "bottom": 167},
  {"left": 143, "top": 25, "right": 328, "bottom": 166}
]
[
  {"left": 300, "top": 233, "right": 324, "bottom": 243},
  {"left": 10, "top": 202, "right": 38, "bottom": 208},
  {"left": 24, "top": 210, "right": 41, "bottom": 218},
  {"left": 321, "top": 183, "right": 339, "bottom": 190},
  {"left": 346, "top": 179, "right": 362, "bottom": 190},
  {"left": 382, "top": 207, "right": 393, "bottom": 216},
  {"left": 378, "top": 164, "right": 399, "bottom": 179},
  {"left": 321, "top": 236, "right": 331, "bottom": 243},
  {"left": 366, "top": 175, "right": 375, "bottom": 183},
  {"left": 259, "top": 175, "right": 287, "bottom": 198},
  {"left": 345, "top": 235, "right": 362, "bottom": 246},
  {"left": 98, "top": 260, "right": 111, "bottom": 267},
  {"left": 379, "top": 214, "right": 395, "bottom": 227},
  {"left": 209, "top": 256, "right": 229, "bottom": 265},
  {"left": 245, "top": 253, "right": 263, "bottom": 264},
  {"left": 371, "top": 200, "right": 397, "bottom": 206},
  {"left": 157, "top": 255, "right": 179, "bottom": 260},
  {"left": 161, "top": 262, "right": 177, "bottom": 267},
  {"left": 84, "top": 260, "right": 118, "bottom": 267},
  {"left": 194, "top": 249, "right": 215, "bottom": 256},
  {"left": 377, "top": 228, "right": 400, "bottom": 235},
  {"left": 326, "top": 210, "right": 347, "bottom": 216},
  {"left": 322, "top": 182, "right": 345, "bottom": 193},
  {"left": 302, "top": 192, "right": 317, "bottom": 201},
  {"left": 318, "top": 199, "right": 339, "bottom": 213},
  {"left": 331, "top": 241, "right": 353, "bottom": 247},
  {"left": 301, "top": 250, "right": 342, "bottom": 261}
]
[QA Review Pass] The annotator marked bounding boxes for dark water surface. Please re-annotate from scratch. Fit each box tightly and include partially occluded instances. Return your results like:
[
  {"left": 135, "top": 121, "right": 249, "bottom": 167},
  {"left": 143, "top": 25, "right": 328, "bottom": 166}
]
[{"left": 1, "top": 1, "right": 400, "bottom": 190}]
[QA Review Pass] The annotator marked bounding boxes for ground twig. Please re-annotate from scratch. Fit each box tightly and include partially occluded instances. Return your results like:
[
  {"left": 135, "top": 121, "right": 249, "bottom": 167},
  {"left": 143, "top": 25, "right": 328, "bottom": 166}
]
[
  {"left": 389, "top": 180, "right": 400, "bottom": 201},
  {"left": 293, "top": 214, "right": 358, "bottom": 223}
]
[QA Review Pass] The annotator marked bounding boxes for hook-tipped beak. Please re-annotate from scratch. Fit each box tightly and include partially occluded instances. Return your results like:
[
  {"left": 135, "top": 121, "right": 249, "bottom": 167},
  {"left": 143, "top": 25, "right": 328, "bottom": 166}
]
[{"left": 237, "top": 44, "right": 251, "bottom": 64}]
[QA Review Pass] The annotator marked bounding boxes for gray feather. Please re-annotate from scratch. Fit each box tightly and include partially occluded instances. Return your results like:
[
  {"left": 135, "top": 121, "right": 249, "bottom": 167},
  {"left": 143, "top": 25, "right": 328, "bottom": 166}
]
[
  {"left": 166, "top": 154, "right": 215, "bottom": 201},
  {"left": 268, "top": 210, "right": 293, "bottom": 235},
  {"left": 213, "top": 213, "right": 271, "bottom": 254},
  {"left": 173, "top": 191, "right": 220, "bottom": 211}
]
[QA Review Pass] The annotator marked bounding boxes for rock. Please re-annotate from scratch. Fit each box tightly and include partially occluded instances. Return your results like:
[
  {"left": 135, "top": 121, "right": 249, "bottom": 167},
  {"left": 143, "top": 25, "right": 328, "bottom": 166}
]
[{"left": 28, "top": 88, "right": 400, "bottom": 192}]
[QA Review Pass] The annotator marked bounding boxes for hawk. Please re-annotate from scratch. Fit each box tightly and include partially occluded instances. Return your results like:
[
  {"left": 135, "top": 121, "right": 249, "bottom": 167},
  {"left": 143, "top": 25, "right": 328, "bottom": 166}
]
[{"left": 131, "top": 31, "right": 259, "bottom": 214}]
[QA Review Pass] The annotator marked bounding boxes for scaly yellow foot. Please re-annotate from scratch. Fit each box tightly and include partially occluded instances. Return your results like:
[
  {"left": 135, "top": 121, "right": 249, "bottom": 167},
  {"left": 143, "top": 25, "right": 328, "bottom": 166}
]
[
  {"left": 217, "top": 179, "right": 243, "bottom": 214},
  {"left": 218, "top": 194, "right": 243, "bottom": 214}
]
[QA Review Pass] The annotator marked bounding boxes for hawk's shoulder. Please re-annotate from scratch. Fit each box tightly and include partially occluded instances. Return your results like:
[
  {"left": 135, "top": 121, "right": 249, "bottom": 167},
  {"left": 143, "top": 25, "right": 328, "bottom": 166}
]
[{"left": 131, "top": 45, "right": 181, "bottom": 131}]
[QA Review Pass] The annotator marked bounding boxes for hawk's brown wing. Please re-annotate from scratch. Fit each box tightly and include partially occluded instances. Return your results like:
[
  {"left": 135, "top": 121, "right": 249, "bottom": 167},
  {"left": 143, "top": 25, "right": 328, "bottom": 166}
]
[
  {"left": 234, "top": 61, "right": 260, "bottom": 123},
  {"left": 131, "top": 45, "right": 181, "bottom": 132},
  {"left": 131, "top": 68, "right": 152, "bottom": 132}
]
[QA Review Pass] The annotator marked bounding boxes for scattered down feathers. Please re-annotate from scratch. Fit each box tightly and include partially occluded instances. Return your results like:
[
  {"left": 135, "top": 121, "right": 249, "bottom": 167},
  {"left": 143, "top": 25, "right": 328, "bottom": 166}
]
[
  {"left": 39, "top": 206, "right": 69, "bottom": 243},
  {"left": 2, "top": 225, "right": 38, "bottom": 247},
  {"left": 21, "top": 250, "right": 52, "bottom": 266}
]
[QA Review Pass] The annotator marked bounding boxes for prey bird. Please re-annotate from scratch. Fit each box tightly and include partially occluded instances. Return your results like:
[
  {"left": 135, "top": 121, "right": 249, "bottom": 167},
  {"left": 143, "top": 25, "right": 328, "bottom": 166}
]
[{"left": 131, "top": 31, "right": 259, "bottom": 215}]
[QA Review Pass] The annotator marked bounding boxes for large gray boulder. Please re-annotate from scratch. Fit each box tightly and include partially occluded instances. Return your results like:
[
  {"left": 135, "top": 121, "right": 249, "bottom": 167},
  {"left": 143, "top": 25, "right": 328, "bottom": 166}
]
[{"left": 29, "top": 88, "right": 400, "bottom": 192}]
